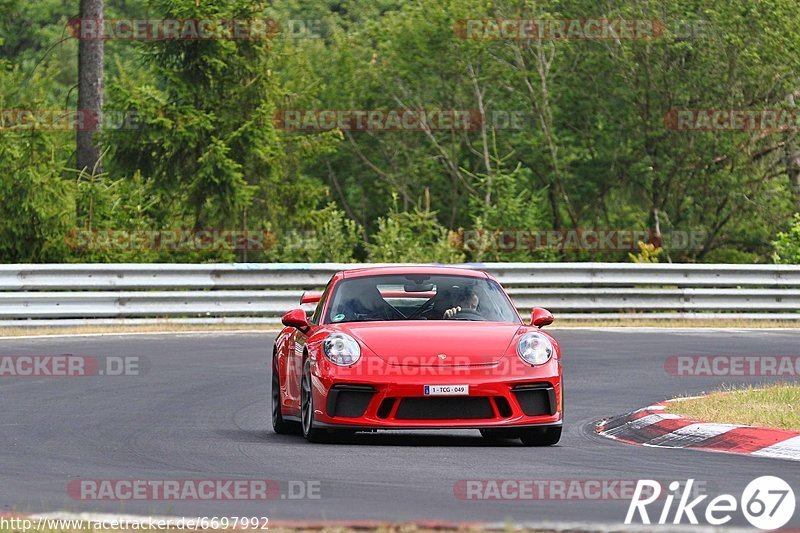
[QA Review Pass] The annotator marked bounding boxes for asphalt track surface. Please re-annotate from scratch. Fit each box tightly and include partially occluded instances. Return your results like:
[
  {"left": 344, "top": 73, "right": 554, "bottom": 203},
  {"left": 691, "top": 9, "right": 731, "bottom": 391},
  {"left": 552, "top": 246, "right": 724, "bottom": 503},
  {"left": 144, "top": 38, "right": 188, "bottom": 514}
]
[{"left": 1, "top": 329, "right": 799, "bottom": 527}]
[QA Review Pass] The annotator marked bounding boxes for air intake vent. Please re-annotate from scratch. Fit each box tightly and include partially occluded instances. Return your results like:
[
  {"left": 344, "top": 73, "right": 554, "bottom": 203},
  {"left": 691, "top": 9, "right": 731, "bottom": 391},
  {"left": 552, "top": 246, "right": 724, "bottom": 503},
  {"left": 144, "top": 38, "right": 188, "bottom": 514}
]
[
  {"left": 394, "top": 397, "right": 494, "bottom": 420},
  {"left": 512, "top": 383, "right": 556, "bottom": 416},
  {"left": 326, "top": 385, "right": 375, "bottom": 418}
]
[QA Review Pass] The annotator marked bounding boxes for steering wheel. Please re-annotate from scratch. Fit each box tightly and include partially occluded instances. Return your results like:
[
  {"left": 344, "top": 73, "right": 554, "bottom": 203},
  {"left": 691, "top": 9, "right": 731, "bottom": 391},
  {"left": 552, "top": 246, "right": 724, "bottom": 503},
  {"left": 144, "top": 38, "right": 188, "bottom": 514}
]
[{"left": 451, "top": 309, "right": 483, "bottom": 320}]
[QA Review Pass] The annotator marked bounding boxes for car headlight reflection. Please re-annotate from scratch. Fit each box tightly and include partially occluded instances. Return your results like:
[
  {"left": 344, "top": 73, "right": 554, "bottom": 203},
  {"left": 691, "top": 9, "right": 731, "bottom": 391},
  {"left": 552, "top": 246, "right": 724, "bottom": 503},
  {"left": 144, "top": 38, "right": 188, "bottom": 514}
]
[
  {"left": 516, "top": 332, "right": 553, "bottom": 366},
  {"left": 323, "top": 333, "right": 361, "bottom": 366}
]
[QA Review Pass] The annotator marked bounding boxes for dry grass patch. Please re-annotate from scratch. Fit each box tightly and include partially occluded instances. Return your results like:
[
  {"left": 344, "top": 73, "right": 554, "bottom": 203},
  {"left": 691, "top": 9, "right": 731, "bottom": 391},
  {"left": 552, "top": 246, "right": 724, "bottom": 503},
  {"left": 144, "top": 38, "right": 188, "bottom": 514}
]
[{"left": 665, "top": 383, "right": 800, "bottom": 431}]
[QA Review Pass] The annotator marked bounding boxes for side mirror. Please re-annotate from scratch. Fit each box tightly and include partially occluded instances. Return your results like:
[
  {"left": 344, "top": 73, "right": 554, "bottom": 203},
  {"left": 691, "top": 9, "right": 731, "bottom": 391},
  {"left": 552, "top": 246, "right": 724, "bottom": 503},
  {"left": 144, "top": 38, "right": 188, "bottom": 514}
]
[
  {"left": 530, "top": 307, "right": 554, "bottom": 328},
  {"left": 282, "top": 308, "right": 310, "bottom": 332}
]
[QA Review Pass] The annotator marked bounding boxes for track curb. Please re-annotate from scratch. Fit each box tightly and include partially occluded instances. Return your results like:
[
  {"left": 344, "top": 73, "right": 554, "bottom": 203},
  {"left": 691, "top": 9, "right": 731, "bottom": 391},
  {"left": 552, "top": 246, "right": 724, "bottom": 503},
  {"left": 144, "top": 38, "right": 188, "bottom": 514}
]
[{"left": 596, "top": 399, "right": 800, "bottom": 462}]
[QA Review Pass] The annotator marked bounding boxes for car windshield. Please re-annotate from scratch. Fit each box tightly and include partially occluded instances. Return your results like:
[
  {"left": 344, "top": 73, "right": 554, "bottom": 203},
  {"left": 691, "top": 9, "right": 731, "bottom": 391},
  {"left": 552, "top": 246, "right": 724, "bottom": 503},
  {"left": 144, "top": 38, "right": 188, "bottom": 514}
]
[{"left": 325, "top": 274, "right": 520, "bottom": 324}]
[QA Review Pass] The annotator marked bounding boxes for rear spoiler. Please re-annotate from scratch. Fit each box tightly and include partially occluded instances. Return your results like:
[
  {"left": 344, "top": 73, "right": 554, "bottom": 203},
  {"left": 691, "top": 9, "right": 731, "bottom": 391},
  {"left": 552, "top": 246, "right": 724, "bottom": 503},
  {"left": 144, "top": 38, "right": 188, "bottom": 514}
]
[{"left": 300, "top": 291, "right": 323, "bottom": 305}]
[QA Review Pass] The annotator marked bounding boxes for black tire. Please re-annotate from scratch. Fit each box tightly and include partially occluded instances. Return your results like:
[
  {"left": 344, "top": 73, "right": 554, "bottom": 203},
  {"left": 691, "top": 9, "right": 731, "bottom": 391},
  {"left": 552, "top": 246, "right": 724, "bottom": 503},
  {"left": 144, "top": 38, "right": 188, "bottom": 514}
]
[
  {"left": 301, "top": 359, "right": 331, "bottom": 443},
  {"left": 271, "top": 358, "right": 299, "bottom": 434},
  {"left": 519, "top": 426, "right": 561, "bottom": 446}
]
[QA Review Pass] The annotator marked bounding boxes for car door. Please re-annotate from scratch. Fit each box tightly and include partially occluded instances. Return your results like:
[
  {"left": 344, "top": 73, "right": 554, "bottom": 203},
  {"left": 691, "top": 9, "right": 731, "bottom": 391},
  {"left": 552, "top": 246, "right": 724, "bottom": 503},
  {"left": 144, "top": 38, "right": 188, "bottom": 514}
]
[
  {"left": 284, "top": 329, "right": 305, "bottom": 410},
  {"left": 285, "top": 280, "right": 331, "bottom": 410}
]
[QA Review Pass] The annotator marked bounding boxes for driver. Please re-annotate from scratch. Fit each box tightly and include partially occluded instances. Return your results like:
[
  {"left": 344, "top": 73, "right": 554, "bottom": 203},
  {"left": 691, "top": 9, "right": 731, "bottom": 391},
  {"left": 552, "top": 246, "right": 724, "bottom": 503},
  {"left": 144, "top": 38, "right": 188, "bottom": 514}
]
[{"left": 443, "top": 287, "right": 479, "bottom": 319}]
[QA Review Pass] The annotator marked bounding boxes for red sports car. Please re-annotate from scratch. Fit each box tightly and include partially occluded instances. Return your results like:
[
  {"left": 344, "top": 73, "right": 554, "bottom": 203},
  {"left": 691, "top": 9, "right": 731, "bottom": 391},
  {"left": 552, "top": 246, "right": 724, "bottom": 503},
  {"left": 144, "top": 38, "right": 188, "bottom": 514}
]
[{"left": 271, "top": 265, "right": 563, "bottom": 445}]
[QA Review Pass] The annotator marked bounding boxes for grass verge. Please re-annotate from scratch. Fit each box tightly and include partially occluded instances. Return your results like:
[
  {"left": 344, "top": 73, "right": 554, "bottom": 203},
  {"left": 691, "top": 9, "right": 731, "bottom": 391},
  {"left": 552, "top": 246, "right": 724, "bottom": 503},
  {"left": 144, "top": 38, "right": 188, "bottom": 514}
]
[{"left": 665, "top": 383, "right": 800, "bottom": 431}]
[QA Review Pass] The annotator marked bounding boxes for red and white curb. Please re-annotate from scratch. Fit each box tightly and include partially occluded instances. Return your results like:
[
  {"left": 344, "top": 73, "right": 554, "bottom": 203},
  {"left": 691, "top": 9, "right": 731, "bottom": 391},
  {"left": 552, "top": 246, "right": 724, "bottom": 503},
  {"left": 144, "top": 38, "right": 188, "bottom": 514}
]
[{"left": 596, "top": 399, "right": 800, "bottom": 462}]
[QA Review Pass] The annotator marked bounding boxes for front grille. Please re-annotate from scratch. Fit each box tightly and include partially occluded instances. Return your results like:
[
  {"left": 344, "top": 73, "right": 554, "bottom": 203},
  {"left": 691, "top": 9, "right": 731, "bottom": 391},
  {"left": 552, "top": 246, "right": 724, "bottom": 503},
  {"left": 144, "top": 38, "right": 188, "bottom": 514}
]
[
  {"left": 512, "top": 383, "right": 556, "bottom": 416},
  {"left": 394, "top": 397, "right": 494, "bottom": 420},
  {"left": 326, "top": 385, "right": 375, "bottom": 418}
]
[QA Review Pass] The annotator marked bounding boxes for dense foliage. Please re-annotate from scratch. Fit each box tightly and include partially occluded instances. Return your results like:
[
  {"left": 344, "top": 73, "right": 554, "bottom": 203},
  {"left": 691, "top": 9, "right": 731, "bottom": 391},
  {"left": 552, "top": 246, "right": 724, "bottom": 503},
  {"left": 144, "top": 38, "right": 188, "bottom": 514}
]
[{"left": 1, "top": 0, "right": 799, "bottom": 263}]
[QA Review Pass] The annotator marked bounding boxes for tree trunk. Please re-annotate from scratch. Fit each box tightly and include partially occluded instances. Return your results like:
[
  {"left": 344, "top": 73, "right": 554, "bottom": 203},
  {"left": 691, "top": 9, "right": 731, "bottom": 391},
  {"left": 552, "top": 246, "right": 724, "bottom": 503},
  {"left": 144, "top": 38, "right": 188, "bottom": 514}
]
[{"left": 77, "top": 0, "right": 104, "bottom": 174}]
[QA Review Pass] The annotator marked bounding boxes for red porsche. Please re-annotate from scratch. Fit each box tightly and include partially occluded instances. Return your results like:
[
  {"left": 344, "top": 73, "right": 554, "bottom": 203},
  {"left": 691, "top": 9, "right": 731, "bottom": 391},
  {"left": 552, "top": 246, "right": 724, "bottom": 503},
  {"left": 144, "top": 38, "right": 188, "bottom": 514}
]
[{"left": 271, "top": 265, "right": 563, "bottom": 445}]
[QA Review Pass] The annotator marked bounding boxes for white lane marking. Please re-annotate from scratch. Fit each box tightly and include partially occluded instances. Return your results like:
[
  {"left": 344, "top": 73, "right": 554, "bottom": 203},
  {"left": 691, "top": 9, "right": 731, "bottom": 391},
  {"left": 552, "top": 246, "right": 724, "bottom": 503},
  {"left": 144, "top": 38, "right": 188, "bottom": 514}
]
[
  {"left": 751, "top": 435, "right": 800, "bottom": 462},
  {"left": 645, "top": 422, "right": 739, "bottom": 447},
  {"left": 663, "top": 395, "right": 705, "bottom": 403}
]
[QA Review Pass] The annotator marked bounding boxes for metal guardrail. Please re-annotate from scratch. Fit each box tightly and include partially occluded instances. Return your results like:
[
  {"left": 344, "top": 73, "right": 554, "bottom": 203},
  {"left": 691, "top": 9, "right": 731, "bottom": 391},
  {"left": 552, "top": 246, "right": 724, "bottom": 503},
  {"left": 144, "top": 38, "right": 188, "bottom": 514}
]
[{"left": 0, "top": 263, "right": 798, "bottom": 325}]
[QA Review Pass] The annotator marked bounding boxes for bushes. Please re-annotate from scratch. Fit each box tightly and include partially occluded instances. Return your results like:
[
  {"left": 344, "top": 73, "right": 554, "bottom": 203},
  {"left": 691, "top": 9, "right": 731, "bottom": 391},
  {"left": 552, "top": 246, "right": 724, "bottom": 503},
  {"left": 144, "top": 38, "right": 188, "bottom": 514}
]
[
  {"left": 0, "top": 62, "right": 74, "bottom": 262},
  {"left": 772, "top": 214, "right": 800, "bottom": 264},
  {"left": 275, "top": 204, "right": 362, "bottom": 263},
  {"left": 4, "top": 0, "right": 800, "bottom": 264},
  {"left": 0, "top": 136, "right": 73, "bottom": 262},
  {"left": 464, "top": 165, "right": 555, "bottom": 262},
  {"left": 367, "top": 200, "right": 464, "bottom": 263}
]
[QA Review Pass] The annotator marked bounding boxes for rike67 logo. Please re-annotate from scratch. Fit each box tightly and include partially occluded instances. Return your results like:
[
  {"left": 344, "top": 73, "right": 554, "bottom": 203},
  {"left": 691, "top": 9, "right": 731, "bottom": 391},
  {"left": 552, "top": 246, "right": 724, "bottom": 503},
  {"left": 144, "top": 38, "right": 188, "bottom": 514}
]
[{"left": 626, "top": 476, "right": 795, "bottom": 530}]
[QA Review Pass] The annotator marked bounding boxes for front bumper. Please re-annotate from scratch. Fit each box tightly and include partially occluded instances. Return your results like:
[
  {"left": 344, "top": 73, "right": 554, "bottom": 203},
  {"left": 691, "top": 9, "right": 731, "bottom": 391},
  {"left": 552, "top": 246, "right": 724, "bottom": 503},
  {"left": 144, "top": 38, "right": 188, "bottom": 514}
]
[{"left": 309, "top": 355, "right": 562, "bottom": 429}]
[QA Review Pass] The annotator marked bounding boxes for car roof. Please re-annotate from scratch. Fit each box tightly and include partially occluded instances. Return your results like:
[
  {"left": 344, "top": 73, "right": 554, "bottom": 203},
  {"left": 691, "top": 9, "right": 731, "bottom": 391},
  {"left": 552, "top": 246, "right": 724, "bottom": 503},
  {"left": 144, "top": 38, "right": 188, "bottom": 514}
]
[{"left": 341, "top": 265, "right": 489, "bottom": 279}]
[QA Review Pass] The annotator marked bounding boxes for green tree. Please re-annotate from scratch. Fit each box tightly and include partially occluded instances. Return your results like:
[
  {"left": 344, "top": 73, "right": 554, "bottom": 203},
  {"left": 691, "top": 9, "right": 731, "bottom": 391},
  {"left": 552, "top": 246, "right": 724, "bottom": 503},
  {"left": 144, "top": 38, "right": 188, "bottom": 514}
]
[
  {"left": 772, "top": 214, "right": 800, "bottom": 264},
  {"left": 367, "top": 198, "right": 464, "bottom": 263}
]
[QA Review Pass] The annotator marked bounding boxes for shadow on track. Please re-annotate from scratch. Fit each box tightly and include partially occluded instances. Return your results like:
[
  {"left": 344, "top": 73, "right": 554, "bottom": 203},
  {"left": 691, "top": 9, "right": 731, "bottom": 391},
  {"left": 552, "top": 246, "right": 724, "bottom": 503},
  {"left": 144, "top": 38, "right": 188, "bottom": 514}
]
[{"left": 225, "top": 428, "right": 549, "bottom": 447}]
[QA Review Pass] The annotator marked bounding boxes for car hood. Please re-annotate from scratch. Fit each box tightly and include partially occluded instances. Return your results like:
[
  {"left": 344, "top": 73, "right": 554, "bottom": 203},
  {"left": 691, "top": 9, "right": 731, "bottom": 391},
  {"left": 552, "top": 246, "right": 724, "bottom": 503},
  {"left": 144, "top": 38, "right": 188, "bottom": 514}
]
[{"left": 339, "top": 321, "right": 522, "bottom": 366}]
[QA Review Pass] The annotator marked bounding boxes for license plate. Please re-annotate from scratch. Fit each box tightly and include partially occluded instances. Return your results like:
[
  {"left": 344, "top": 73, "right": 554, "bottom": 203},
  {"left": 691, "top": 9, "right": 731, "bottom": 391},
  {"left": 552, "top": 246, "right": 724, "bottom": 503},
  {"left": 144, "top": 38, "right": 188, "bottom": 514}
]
[{"left": 424, "top": 384, "right": 469, "bottom": 396}]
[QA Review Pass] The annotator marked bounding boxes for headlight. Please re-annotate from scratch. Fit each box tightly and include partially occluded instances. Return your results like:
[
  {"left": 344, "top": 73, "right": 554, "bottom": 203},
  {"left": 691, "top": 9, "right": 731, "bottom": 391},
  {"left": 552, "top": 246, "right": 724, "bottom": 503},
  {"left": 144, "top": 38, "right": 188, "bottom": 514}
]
[
  {"left": 516, "top": 332, "right": 553, "bottom": 366},
  {"left": 323, "top": 333, "right": 361, "bottom": 366}
]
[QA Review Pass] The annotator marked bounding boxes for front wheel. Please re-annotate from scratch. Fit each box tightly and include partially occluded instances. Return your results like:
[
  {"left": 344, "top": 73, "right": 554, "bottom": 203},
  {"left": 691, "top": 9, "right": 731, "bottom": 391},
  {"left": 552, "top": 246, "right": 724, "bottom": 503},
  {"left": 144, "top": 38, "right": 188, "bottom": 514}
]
[
  {"left": 301, "top": 360, "right": 331, "bottom": 443},
  {"left": 519, "top": 426, "right": 561, "bottom": 446}
]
